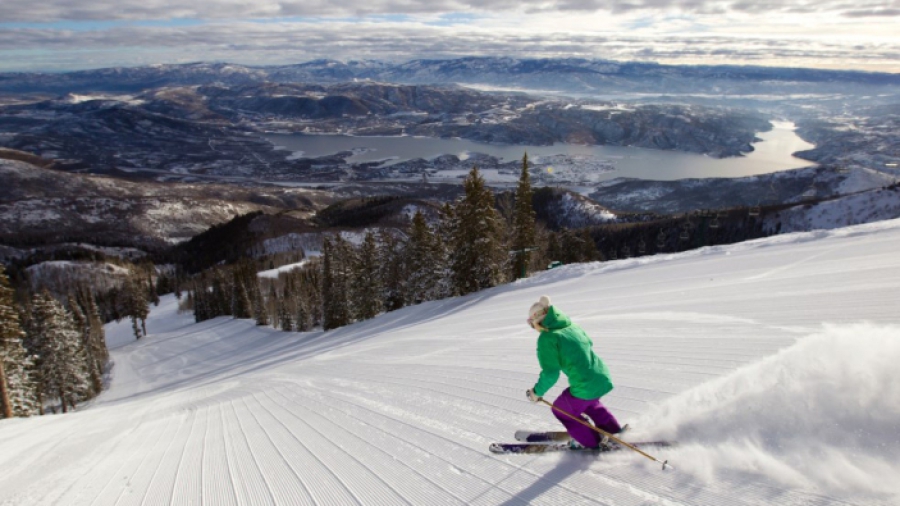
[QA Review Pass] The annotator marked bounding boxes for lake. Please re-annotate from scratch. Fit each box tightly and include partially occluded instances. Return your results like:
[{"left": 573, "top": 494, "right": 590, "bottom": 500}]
[{"left": 264, "top": 121, "right": 815, "bottom": 182}]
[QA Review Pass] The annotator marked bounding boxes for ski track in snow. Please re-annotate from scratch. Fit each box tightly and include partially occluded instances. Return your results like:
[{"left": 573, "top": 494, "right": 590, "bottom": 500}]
[{"left": 4, "top": 220, "right": 900, "bottom": 505}]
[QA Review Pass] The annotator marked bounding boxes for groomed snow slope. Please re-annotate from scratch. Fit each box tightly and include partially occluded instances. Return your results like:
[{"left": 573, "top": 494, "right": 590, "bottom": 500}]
[{"left": 3, "top": 219, "right": 900, "bottom": 506}]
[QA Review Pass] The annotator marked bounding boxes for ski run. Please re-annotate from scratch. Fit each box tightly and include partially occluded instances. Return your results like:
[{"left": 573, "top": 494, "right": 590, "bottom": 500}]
[{"left": 3, "top": 218, "right": 900, "bottom": 505}]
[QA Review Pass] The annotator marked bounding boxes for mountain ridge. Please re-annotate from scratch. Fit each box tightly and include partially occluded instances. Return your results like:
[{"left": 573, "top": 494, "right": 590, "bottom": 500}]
[{"left": 3, "top": 57, "right": 899, "bottom": 95}]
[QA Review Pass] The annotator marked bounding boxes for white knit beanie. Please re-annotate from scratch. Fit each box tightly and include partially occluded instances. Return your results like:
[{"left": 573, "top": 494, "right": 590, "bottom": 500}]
[{"left": 527, "top": 295, "right": 551, "bottom": 327}]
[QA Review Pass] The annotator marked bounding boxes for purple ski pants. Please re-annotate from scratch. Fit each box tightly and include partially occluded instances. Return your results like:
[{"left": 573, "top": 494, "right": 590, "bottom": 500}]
[{"left": 552, "top": 388, "right": 621, "bottom": 448}]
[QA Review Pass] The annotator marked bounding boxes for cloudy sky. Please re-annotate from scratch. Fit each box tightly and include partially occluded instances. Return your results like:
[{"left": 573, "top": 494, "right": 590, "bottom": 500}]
[{"left": 1, "top": 0, "right": 898, "bottom": 73}]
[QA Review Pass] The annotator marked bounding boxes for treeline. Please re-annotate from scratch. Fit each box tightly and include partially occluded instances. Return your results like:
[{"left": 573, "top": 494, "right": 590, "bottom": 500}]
[
  {"left": 180, "top": 158, "right": 781, "bottom": 335},
  {"left": 0, "top": 265, "right": 110, "bottom": 418},
  {"left": 184, "top": 257, "right": 324, "bottom": 331},
  {"left": 313, "top": 196, "right": 409, "bottom": 228},
  {"left": 0, "top": 259, "right": 164, "bottom": 418},
  {"left": 3, "top": 248, "right": 181, "bottom": 325},
  {"left": 170, "top": 211, "right": 264, "bottom": 274},
  {"left": 182, "top": 160, "right": 566, "bottom": 330},
  {"left": 588, "top": 208, "right": 771, "bottom": 260},
  {"left": 91, "top": 263, "right": 169, "bottom": 335}
]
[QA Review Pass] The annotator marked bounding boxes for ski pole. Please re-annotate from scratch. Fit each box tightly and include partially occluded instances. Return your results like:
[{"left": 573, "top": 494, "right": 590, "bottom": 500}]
[{"left": 538, "top": 398, "right": 672, "bottom": 470}]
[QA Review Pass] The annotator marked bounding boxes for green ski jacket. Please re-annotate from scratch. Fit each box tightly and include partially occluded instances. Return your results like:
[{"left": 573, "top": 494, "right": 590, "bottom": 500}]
[{"left": 532, "top": 306, "right": 613, "bottom": 400}]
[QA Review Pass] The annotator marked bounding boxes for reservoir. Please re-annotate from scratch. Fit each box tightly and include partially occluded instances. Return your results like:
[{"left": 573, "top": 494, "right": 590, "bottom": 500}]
[{"left": 264, "top": 121, "right": 814, "bottom": 182}]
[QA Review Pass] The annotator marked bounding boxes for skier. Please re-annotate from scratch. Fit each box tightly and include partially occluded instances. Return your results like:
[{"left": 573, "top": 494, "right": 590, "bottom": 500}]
[{"left": 525, "top": 295, "right": 625, "bottom": 449}]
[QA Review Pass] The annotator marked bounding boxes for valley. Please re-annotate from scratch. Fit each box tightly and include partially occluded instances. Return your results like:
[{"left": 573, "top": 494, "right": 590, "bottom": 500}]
[
  {"left": 2, "top": 59, "right": 897, "bottom": 203},
  {"left": 0, "top": 57, "right": 899, "bottom": 274},
  {"left": 0, "top": 82, "right": 772, "bottom": 184}
]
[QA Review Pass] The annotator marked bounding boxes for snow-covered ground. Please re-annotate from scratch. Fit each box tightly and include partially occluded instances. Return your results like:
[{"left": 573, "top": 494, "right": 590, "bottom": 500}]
[
  {"left": 3, "top": 219, "right": 900, "bottom": 505},
  {"left": 25, "top": 260, "right": 133, "bottom": 293},
  {"left": 769, "top": 186, "right": 900, "bottom": 233},
  {"left": 257, "top": 259, "right": 315, "bottom": 279}
]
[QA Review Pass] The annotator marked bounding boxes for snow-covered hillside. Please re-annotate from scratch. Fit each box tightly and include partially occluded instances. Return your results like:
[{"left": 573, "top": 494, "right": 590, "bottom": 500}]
[
  {"left": 0, "top": 157, "right": 331, "bottom": 246},
  {"left": 26, "top": 260, "right": 132, "bottom": 293},
  {"left": 3, "top": 220, "right": 900, "bottom": 505},
  {"left": 767, "top": 185, "right": 900, "bottom": 233}
]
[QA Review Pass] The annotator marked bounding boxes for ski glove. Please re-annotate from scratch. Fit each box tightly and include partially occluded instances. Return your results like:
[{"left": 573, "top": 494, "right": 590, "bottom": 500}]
[{"left": 526, "top": 388, "right": 541, "bottom": 403}]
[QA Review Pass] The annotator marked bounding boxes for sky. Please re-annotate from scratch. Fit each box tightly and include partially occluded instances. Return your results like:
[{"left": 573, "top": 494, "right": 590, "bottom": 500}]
[{"left": 0, "top": 0, "right": 898, "bottom": 73}]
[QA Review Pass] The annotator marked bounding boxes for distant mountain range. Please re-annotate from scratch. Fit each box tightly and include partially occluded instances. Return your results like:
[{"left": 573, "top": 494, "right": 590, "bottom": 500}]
[
  {"left": 0, "top": 80, "right": 773, "bottom": 184},
  {"left": 3, "top": 58, "right": 899, "bottom": 97},
  {"left": 2, "top": 57, "right": 896, "bottom": 183},
  {"left": 1, "top": 57, "right": 898, "bottom": 269}
]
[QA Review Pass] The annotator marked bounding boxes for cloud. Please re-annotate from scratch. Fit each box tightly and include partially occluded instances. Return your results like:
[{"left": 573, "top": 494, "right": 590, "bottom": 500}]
[
  {"left": 842, "top": 8, "right": 900, "bottom": 17},
  {"left": 2, "top": 0, "right": 898, "bottom": 72},
  {"left": 1, "top": 0, "right": 898, "bottom": 22},
  {"left": 1, "top": 20, "right": 898, "bottom": 73}
]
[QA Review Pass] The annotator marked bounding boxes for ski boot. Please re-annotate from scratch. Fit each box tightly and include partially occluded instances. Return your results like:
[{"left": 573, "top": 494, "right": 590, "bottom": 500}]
[
  {"left": 599, "top": 424, "right": 630, "bottom": 449},
  {"left": 568, "top": 439, "right": 586, "bottom": 450}
]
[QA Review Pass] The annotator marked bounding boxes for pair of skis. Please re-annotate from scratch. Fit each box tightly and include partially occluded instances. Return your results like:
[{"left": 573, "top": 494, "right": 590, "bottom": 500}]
[
  {"left": 489, "top": 430, "right": 674, "bottom": 456},
  {"left": 507, "top": 399, "right": 674, "bottom": 469}
]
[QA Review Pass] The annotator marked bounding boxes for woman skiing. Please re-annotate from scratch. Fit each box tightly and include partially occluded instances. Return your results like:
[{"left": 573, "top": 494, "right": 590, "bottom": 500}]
[{"left": 525, "top": 295, "right": 625, "bottom": 449}]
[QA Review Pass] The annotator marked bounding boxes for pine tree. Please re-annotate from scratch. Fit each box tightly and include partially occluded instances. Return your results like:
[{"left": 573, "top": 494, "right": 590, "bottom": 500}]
[
  {"left": 67, "top": 295, "right": 102, "bottom": 396},
  {"left": 27, "top": 292, "right": 91, "bottom": 413},
  {"left": 377, "top": 229, "right": 407, "bottom": 311},
  {"left": 512, "top": 153, "right": 537, "bottom": 279},
  {"left": 242, "top": 262, "right": 267, "bottom": 326},
  {"left": 406, "top": 211, "right": 440, "bottom": 304},
  {"left": 253, "top": 285, "right": 269, "bottom": 326},
  {"left": 23, "top": 295, "right": 46, "bottom": 414},
  {"left": 321, "top": 237, "right": 336, "bottom": 329},
  {"left": 92, "top": 309, "right": 108, "bottom": 365},
  {"left": 191, "top": 280, "right": 208, "bottom": 323},
  {"left": 155, "top": 270, "right": 173, "bottom": 298},
  {"left": 531, "top": 223, "right": 554, "bottom": 272},
  {"left": 294, "top": 289, "right": 311, "bottom": 331},
  {"left": 578, "top": 229, "right": 600, "bottom": 262},
  {"left": 450, "top": 166, "right": 508, "bottom": 295},
  {"left": 124, "top": 276, "right": 149, "bottom": 339},
  {"left": 0, "top": 341, "right": 13, "bottom": 418},
  {"left": 56, "top": 303, "right": 91, "bottom": 412},
  {"left": 1, "top": 266, "right": 36, "bottom": 418},
  {"left": 210, "top": 271, "right": 231, "bottom": 318},
  {"left": 78, "top": 286, "right": 109, "bottom": 373},
  {"left": 434, "top": 203, "right": 456, "bottom": 298},
  {"left": 231, "top": 267, "right": 253, "bottom": 319},
  {"left": 335, "top": 236, "right": 357, "bottom": 324},
  {"left": 301, "top": 264, "right": 324, "bottom": 328},
  {"left": 0, "top": 275, "right": 15, "bottom": 418},
  {"left": 278, "top": 285, "right": 294, "bottom": 331},
  {"left": 546, "top": 229, "right": 564, "bottom": 266},
  {"left": 173, "top": 268, "right": 183, "bottom": 299},
  {"left": 266, "top": 284, "right": 281, "bottom": 330},
  {"left": 557, "top": 228, "right": 600, "bottom": 264},
  {"left": 354, "top": 231, "right": 384, "bottom": 320},
  {"left": 146, "top": 269, "right": 160, "bottom": 307},
  {"left": 561, "top": 229, "right": 584, "bottom": 264},
  {"left": 322, "top": 236, "right": 352, "bottom": 330}
]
